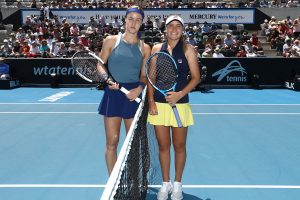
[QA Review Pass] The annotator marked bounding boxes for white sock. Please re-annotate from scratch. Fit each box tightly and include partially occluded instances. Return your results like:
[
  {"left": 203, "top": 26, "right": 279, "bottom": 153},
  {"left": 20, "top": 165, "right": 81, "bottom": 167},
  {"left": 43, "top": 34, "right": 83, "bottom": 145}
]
[
  {"left": 173, "top": 181, "right": 182, "bottom": 192},
  {"left": 161, "top": 181, "right": 172, "bottom": 192}
]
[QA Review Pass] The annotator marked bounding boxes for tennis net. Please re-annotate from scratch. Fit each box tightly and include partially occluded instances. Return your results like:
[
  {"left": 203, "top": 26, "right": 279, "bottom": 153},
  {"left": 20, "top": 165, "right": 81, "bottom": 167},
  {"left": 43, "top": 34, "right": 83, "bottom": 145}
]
[{"left": 100, "top": 87, "right": 161, "bottom": 200}]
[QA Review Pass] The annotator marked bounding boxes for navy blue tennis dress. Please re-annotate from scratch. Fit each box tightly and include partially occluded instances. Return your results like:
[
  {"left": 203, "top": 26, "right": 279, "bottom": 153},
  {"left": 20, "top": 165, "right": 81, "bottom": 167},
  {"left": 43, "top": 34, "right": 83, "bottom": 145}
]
[
  {"left": 98, "top": 33, "right": 143, "bottom": 119},
  {"left": 155, "top": 41, "right": 189, "bottom": 103}
]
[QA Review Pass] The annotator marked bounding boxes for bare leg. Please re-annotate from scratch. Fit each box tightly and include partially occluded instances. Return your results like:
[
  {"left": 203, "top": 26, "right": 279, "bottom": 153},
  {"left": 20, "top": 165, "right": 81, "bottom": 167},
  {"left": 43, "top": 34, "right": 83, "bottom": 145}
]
[
  {"left": 172, "top": 127, "right": 188, "bottom": 182},
  {"left": 104, "top": 116, "right": 122, "bottom": 175},
  {"left": 124, "top": 118, "right": 134, "bottom": 134},
  {"left": 155, "top": 125, "right": 171, "bottom": 182}
]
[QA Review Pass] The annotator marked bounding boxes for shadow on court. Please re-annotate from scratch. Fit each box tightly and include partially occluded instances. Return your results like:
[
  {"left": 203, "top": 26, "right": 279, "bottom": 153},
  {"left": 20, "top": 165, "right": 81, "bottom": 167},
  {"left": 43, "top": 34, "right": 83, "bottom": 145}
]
[{"left": 147, "top": 188, "right": 210, "bottom": 200}]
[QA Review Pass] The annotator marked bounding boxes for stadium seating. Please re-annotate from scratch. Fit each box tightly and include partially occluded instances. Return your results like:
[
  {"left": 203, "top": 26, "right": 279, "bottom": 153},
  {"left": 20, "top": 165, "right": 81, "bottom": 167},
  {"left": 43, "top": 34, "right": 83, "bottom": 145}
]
[{"left": 1, "top": 1, "right": 298, "bottom": 57}]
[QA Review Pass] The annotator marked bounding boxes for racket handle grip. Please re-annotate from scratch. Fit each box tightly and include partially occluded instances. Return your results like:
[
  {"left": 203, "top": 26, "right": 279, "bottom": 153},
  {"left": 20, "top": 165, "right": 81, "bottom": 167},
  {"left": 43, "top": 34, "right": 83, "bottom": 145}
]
[
  {"left": 119, "top": 87, "right": 141, "bottom": 103},
  {"left": 172, "top": 105, "right": 183, "bottom": 128}
]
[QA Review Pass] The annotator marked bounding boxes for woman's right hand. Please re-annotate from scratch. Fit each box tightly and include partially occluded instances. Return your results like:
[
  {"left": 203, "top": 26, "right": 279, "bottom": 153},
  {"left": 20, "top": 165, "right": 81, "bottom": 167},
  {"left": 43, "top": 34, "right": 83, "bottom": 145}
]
[{"left": 107, "top": 82, "right": 119, "bottom": 90}]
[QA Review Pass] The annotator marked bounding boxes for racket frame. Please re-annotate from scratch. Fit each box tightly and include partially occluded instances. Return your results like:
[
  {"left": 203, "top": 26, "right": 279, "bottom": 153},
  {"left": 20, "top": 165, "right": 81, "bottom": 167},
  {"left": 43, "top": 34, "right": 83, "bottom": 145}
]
[{"left": 145, "top": 51, "right": 183, "bottom": 127}]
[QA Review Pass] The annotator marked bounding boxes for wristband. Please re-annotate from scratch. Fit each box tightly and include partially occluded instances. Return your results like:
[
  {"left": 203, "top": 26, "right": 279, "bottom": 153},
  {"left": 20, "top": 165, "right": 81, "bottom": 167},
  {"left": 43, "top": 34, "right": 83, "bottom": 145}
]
[{"left": 138, "top": 82, "right": 146, "bottom": 89}]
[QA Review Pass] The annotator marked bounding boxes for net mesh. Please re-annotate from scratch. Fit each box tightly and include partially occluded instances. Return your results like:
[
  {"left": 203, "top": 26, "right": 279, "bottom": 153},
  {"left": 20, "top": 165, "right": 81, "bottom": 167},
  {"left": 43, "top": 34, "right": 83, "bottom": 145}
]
[{"left": 100, "top": 88, "right": 161, "bottom": 200}]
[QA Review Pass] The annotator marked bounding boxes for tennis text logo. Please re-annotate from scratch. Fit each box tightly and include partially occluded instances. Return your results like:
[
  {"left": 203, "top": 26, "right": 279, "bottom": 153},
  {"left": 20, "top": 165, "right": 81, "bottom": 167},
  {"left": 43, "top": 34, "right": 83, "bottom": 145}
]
[
  {"left": 33, "top": 66, "right": 76, "bottom": 76},
  {"left": 212, "top": 60, "right": 247, "bottom": 82}
]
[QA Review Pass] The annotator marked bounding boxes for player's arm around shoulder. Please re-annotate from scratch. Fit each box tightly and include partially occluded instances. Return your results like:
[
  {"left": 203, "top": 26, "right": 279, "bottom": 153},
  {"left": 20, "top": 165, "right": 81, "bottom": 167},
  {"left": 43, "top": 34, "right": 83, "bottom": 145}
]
[{"left": 98, "top": 35, "right": 118, "bottom": 64}]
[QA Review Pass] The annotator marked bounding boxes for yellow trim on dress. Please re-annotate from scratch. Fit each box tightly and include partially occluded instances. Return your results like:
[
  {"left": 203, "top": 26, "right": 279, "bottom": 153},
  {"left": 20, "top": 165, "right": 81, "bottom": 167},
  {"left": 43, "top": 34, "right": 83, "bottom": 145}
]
[{"left": 147, "top": 102, "right": 194, "bottom": 127}]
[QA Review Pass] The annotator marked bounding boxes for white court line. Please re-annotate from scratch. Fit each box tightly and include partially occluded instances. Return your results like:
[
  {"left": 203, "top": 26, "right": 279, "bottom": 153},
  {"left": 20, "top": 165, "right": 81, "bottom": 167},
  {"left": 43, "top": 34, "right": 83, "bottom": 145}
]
[
  {"left": 1, "top": 103, "right": 300, "bottom": 106},
  {"left": 1, "top": 112, "right": 300, "bottom": 115},
  {"left": 0, "top": 112, "right": 97, "bottom": 114},
  {"left": 0, "top": 102, "right": 300, "bottom": 106},
  {"left": 0, "top": 184, "right": 300, "bottom": 189},
  {"left": 191, "top": 104, "right": 300, "bottom": 106},
  {"left": 0, "top": 103, "right": 98, "bottom": 105},
  {"left": 0, "top": 184, "right": 105, "bottom": 188},
  {"left": 194, "top": 113, "right": 300, "bottom": 115}
]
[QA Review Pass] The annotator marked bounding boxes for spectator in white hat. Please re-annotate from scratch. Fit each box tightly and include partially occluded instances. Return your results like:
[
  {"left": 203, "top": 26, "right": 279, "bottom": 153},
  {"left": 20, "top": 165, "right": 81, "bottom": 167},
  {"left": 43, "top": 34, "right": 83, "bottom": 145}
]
[
  {"left": 0, "top": 39, "right": 12, "bottom": 57},
  {"left": 153, "top": 16, "right": 161, "bottom": 29},
  {"left": 224, "top": 32, "right": 236, "bottom": 48},
  {"left": 67, "top": 41, "right": 77, "bottom": 57},
  {"left": 212, "top": 46, "right": 225, "bottom": 58},
  {"left": 269, "top": 16, "right": 277, "bottom": 26},
  {"left": 29, "top": 41, "right": 41, "bottom": 57},
  {"left": 292, "top": 18, "right": 300, "bottom": 39},
  {"left": 50, "top": 40, "right": 60, "bottom": 57},
  {"left": 261, "top": 19, "right": 271, "bottom": 36},
  {"left": 57, "top": 42, "right": 68, "bottom": 57}
]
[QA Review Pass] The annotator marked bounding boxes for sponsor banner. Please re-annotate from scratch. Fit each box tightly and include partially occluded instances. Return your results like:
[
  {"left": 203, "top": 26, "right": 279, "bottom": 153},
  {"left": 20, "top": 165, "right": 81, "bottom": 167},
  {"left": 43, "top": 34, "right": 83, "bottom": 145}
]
[
  {"left": 6, "top": 58, "right": 300, "bottom": 86},
  {"left": 212, "top": 60, "right": 248, "bottom": 83},
  {"left": 285, "top": 77, "right": 300, "bottom": 91},
  {"left": 0, "top": 79, "right": 21, "bottom": 89},
  {"left": 7, "top": 58, "right": 87, "bottom": 85},
  {"left": 21, "top": 8, "right": 255, "bottom": 24},
  {"left": 200, "top": 58, "right": 300, "bottom": 86}
]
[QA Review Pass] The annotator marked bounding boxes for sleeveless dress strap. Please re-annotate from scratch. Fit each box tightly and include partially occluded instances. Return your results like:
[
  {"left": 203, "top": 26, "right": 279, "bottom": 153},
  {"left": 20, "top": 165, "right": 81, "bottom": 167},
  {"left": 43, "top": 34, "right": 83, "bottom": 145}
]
[{"left": 113, "top": 32, "right": 122, "bottom": 49}]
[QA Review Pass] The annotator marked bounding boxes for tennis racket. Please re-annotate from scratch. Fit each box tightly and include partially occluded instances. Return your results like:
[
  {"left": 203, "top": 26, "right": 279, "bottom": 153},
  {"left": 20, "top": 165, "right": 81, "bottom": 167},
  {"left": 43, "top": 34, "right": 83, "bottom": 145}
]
[
  {"left": 145, "top": 51, "right": 183, "bottom": 127},
  {"left": 71, "top": 50, "right": 141, "bottom": 103}
]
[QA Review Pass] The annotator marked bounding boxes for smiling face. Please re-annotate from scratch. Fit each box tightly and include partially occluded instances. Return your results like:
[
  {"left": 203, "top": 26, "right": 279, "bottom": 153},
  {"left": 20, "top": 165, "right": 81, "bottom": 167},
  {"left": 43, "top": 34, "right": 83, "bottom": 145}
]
[
  {"left": 166, "top": 20, "right": 183, "bottom": 41},
  {"left": 125, "top": 12, "right": 143, "bottom": 34}
]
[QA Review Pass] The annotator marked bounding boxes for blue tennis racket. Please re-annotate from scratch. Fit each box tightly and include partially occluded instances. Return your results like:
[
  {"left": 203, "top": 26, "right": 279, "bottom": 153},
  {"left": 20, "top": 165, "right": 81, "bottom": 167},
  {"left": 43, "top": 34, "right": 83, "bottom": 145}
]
[{"left": 145, "top": 51, "right": 183, "bottom": 127}]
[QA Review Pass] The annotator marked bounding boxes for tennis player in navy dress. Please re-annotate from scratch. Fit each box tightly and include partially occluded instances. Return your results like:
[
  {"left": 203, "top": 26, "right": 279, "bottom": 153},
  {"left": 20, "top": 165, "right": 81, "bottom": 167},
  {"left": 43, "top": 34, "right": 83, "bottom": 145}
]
[{"left": 97, "top": 6, "right": 151, "bottom": 175}]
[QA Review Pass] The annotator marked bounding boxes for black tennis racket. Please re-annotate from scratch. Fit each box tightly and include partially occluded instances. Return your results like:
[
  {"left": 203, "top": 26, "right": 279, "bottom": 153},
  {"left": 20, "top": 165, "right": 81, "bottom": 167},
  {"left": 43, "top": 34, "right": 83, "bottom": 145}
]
[
  {"left": 145, "top": 51, "right": 183, "bottom": 127},
  {"left": 71, "top": 50, "right": 141, "bottom": 103}
]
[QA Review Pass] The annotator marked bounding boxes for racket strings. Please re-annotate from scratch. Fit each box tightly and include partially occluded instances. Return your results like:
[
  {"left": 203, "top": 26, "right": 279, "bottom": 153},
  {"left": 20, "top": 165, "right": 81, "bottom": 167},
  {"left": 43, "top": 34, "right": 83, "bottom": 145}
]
[
  {"left": 147, "top": 53, "right": 177, "bottom": 91},
  {"left": 72, "top": 51, "right": 108, "bottom": 83}
]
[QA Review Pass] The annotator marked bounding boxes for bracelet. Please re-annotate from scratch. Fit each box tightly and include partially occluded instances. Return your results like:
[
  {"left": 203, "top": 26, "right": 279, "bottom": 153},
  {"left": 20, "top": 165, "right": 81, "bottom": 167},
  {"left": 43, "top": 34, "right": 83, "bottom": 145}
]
[{"left": 138, "top": 81, "right": 146, "bottom": 89}]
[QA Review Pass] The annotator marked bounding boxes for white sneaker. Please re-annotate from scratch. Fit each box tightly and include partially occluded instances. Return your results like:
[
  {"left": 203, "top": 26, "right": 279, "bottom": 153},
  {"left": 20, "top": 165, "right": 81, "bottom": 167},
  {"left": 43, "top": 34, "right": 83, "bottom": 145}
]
[
  {"left": 171, "top": 181, "right": 183, "bottom": 200},
  {"left": 157, "top": 181, "right": 173, "bottom": 200}
]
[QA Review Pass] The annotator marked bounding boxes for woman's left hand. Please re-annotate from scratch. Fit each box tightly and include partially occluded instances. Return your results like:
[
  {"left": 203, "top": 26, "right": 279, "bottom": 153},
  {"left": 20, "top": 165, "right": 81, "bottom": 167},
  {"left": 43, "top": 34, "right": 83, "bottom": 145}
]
[
  {"left": 127, "top": 86, "right": 143, "bottom": 102},
  {"left": 165, "top": 91, "right": 182, "bottom": 105}
]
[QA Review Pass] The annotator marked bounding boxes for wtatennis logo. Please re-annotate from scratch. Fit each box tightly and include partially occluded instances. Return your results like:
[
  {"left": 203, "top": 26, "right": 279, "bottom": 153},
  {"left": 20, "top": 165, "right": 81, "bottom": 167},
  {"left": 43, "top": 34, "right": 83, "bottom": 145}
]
[
  {"left": 212, "top": 60, "right": 247, "bottom": 82},
  {"left": 33, "top": 66, "right": 76, "bottom": 76}
]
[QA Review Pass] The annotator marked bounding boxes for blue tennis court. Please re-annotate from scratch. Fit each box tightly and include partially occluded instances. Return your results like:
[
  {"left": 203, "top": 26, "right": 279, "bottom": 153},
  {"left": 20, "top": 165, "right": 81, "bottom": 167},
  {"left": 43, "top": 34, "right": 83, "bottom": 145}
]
[{"left": 0, "top": 88, "right": 300, "bottom": 200}]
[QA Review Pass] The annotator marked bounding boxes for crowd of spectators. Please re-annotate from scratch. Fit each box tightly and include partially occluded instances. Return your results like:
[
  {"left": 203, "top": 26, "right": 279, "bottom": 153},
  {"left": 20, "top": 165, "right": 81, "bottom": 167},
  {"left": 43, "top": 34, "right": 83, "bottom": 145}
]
[
  {"left": 144, "top": 16, "right": 267, "bottom": 58},
  {"left": 0, "top": 1, "right": 300, "bottom": 58},
  {"left": 5, "top": 0, "right": 299, "bottom": 9},
  {"left": 0, "top": 5, "right": 109, "bottom": 58},
  {"left": 261, "top": 15, "right": 300, "bottom": 57}
]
